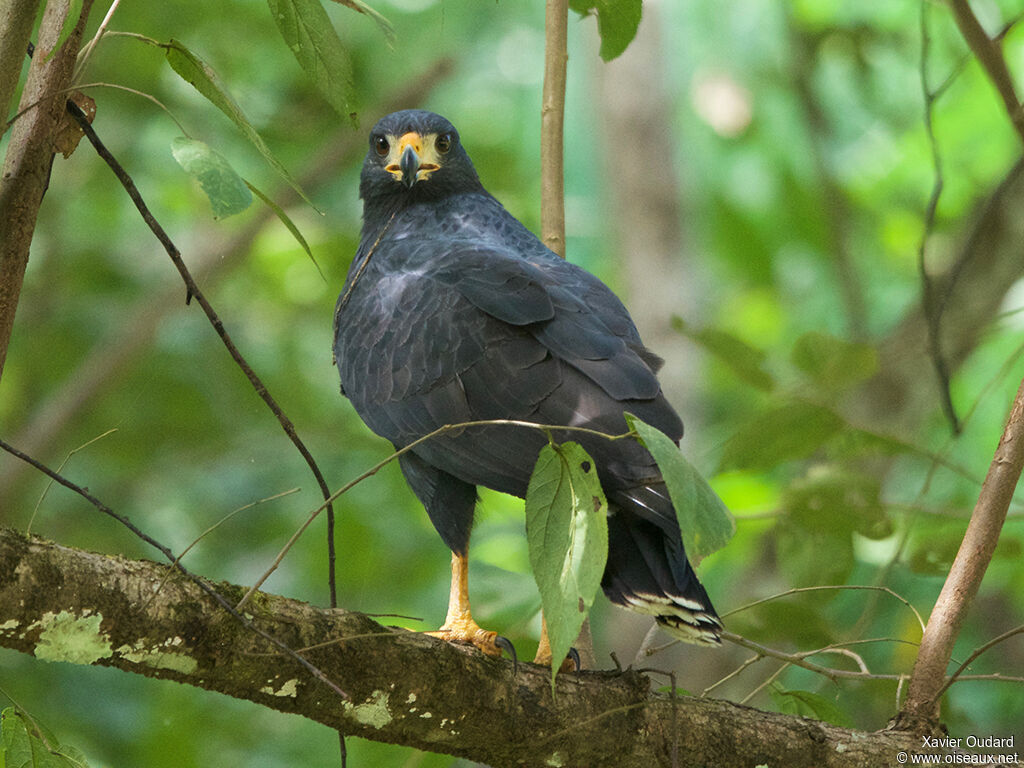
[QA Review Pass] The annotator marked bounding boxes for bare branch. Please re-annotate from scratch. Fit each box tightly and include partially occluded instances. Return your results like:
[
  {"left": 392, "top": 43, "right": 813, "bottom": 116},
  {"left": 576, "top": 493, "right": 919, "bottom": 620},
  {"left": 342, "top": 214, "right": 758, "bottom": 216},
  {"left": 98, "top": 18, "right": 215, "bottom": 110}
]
[
  {"left": 899, "top": 376, "right": 1024, "bottom": 728},
  {"left": 541, "top": 0, "right": 568, "bottom": 258},
  {"left": 937, "top": 624, "right": 1024, "bottom": 698}
]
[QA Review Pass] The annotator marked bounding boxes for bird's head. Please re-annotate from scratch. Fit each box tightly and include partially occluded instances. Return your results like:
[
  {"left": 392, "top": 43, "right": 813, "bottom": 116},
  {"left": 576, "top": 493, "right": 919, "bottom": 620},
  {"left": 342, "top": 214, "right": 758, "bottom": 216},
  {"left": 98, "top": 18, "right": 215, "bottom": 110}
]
[{"left": 359, "top": 110, "right": 482, "bottom": 203}]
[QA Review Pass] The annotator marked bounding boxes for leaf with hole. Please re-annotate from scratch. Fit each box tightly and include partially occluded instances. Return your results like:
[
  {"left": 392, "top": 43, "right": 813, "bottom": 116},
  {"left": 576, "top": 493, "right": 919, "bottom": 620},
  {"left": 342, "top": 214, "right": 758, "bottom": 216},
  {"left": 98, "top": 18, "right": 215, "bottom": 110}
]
[
  {"left": 171, "top": 137, "right": 252, "bottom": 219},
  {"left": 626, "top": 413, "right": 735, "bottom": 563},
  {"left": 525, "top": 442, "right": 608, "bottom": 692}
]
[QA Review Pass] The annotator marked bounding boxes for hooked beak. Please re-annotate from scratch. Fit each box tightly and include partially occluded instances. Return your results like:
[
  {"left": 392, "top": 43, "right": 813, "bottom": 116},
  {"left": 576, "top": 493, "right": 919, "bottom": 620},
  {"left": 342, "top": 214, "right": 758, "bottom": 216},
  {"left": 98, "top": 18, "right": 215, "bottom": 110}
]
[
  {"left": 385, "top": 131, "right": 441, "bottom": 188},
  {"left": 399, "top": 143, "right": 420, "bottom": 189}
]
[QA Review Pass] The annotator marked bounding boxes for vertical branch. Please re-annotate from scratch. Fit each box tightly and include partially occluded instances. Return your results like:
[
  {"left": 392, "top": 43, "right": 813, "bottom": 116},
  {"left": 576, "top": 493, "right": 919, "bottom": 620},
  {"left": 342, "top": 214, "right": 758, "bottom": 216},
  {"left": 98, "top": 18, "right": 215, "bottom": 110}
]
[
  {"left": 541, "top": 0, "right": 594, "bottom": 667},
  {"left": 898, "top": 376, "right": 1024, "bottom": 728},
  {"left": 0, "top": 0, "right": 40, "bottom": 124},
  {"left": 0, "top": 0, "right": 95, "bottom": 383},
  {"left": 918, "top": 0, "right": 960, "bottom": 435},
  {"left": 541, "top": 0, "right": 568, "bottom": 258}
]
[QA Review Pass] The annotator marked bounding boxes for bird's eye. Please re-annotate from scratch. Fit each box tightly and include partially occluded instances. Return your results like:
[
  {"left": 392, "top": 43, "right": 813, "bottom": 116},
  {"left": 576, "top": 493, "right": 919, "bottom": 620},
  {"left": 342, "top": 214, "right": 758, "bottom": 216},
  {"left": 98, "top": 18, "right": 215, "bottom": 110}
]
[
  {"left": 435, "top": 133, "right": 452, "bottom": 154},
  {"left": 373, "top": 135, "right": 389, "bottom": 157}
]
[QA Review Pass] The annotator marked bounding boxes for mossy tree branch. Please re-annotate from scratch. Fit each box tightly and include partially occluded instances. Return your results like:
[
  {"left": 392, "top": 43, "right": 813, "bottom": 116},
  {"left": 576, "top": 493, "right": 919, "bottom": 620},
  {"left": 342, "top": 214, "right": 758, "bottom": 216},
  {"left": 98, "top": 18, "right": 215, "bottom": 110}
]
[{"left": 1, "top": 526, "right": 1015, "bottom": 768}]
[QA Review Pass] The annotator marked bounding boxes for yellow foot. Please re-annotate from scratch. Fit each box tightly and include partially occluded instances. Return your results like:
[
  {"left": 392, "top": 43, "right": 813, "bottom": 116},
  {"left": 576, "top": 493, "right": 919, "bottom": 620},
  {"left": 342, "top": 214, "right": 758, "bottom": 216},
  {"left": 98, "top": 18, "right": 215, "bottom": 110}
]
[
  {"left": 533, "top": 645, "right": 580, "bottom": 672},
  {"left": 534, "top": 617, "right": 581, "bottom": 671},
  {"left": 427, "top": 615, "right": 505, "bottom": 658}
]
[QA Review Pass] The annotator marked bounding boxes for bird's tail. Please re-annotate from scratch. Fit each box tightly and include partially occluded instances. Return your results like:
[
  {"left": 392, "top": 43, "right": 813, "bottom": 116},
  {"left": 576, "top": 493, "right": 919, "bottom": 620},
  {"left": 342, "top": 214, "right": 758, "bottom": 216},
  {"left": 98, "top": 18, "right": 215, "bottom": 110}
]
[{"left": 602, "top": 483, "right": 722, "bottom": 645}]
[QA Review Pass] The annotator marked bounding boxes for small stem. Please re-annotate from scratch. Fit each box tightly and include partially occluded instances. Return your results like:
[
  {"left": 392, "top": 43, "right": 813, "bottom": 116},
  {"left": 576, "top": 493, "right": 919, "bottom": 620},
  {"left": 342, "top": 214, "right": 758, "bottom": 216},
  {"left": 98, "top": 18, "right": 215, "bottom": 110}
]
[{"left": 541, "top": 0, "right": 568, "bottom": 258}]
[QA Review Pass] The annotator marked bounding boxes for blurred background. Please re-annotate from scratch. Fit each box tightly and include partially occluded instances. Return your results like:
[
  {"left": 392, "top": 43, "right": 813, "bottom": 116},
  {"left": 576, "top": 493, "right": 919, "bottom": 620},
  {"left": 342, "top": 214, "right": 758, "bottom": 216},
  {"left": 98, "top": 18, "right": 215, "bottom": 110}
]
[{"left": 2, "top": 0, "right": 1023, "bottom": 764}]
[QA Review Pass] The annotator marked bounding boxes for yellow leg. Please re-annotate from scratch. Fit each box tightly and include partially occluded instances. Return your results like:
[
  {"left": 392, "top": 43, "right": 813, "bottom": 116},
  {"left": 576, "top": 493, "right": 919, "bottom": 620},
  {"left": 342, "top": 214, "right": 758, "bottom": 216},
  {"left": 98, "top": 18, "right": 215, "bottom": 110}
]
[
  {"left": 426, "top": 551, "right": 503, "bottom": 657},
  {"left": 534, "top": 616, "right": 554, "bottom": 665},
  {"left": 533, "top": 615, "right": 580, "bottom": 671}
]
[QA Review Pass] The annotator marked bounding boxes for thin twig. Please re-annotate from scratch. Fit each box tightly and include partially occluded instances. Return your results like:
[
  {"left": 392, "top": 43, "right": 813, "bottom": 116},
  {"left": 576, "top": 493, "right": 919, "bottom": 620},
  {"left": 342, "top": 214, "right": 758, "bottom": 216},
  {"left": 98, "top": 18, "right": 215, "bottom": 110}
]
[
  {"left": 236, "top": 418, "right": 633, "bottom": 610},
  {"left": 27, "top": 428, "right": 117, "bottom": 534},
  {"left": 936, "top": 624, "right": 1024, "bottom": 699},
  {"left": 63, "top": 98, "right": 340, "bottom": 608},
  {"left": 0, "top": 437, "right": 349, "bottom": 699},
  {"left": 73, "top": 0, "right": 121, "bottom": 80},
  {"left": 145, "top": 488, "right": 300, "bottom": 609},
  {"left": 721, "top": 584, "right": 927, "bottom": 634}
]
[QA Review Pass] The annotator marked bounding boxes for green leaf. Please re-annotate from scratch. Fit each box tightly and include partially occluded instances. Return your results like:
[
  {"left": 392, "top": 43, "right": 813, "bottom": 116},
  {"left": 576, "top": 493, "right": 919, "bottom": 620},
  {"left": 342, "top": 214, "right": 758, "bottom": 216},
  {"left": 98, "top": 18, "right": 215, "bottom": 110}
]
[
  {"left": 525, "top": 442, "right": 608, "bottom": 692},
  {"left": 718, "top": 401, "right": 844, "bottom": 472},
  {"left": 672, "top": 316, "right": 775, "bottom": 391},
  {"left": 327, "top": 0, "right": 396, "bottom": 46},
  {"left": 570, "top": 0, "right": 643, "bottom": 61},
  {"left": 776, "top": 519, "right": 855, "bottom": 589},
  {"left": 770, "top": 686, "right": 852, "bottom": 727},
  {"left": 164, "top": 39, "right": 319, "bottom": 211},
  {"left": 171, "top": 137, "right": 253, "bottom": 219},
  {"left": 783, "top": 466, "right": 892, "bottom": 540},
  {"left": 791, "top": 331, "right": 878, "bottom": 393},
  {"left": 245, "top": 181, "right": 323, "bottom": 279},
  {"left": 267, "top": 0, "right": 358, "bottom": 123},
  {"left": 625, "top": 413, "right": 735, "bottom": 563},
  {"left": 1, "top": 707, "right": 93, "bottom": 768}
]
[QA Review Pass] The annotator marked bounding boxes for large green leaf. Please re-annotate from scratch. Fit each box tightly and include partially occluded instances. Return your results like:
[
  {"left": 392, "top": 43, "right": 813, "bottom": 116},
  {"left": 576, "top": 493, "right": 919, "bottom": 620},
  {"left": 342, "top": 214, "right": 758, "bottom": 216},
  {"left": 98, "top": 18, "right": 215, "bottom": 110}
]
[
  {"left": 570, "top": 0, "right": 643, "bottom": 61},
  {"left": 791, "top": 331, "right": 878, "bottom": 393},
  {"left": 625, "top": 414, "right": 735, "bottom": 563},
  {"left": 267, "top": 0, "right": 358, "bottom": 123},
  {"left": 0, "top": 707, "right": 92, "bottom": 768},
  {"left": 718, "top": 400, "right": 844, "bottom": 472},
  {"left": 171, "top": 137, "right": 252, "bottom": 219},
  {"left": 525, "top": 442, "right": 608, "bottom": 692},
  {"left": 164, "top": 39, "right": 318, "bottom": 210},
  {"left": 672, "top": 316, "right": 775, "bottom": 391},
  {"left": 783, "top": 466, "right": 892, "bottom": 540}
]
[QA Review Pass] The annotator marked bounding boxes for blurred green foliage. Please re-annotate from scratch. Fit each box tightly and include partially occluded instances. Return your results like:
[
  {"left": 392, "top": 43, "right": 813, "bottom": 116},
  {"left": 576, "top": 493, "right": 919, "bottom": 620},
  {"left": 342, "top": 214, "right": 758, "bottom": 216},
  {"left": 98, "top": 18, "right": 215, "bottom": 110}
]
[{"left": 2, "top": 0, "right": 1023, "bottom": 765}]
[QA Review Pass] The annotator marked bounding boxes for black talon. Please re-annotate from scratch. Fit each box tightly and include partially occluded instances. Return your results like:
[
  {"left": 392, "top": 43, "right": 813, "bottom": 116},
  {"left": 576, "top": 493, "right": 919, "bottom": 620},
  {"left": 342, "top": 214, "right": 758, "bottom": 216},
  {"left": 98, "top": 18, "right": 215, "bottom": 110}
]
[
  {"left": 495, "top": 635, "right": 518, "bottom": 675},
  {"left": 568, "top": 646, "right": 581, "bottom": 673}
]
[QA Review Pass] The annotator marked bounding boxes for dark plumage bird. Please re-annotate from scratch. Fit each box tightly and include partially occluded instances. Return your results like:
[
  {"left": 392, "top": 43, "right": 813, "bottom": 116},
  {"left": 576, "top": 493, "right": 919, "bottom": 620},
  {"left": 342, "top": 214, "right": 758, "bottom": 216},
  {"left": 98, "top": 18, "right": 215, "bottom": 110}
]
[{"left": 333, "top": 109, "right": 720, "bottom": 661}]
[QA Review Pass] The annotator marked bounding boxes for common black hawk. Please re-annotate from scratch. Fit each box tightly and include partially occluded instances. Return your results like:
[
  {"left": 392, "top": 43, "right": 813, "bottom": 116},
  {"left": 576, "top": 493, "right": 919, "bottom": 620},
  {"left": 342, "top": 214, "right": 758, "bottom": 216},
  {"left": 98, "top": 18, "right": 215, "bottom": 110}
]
[{"left": 333, "top": 109, "right": 720, "bottom": 663}]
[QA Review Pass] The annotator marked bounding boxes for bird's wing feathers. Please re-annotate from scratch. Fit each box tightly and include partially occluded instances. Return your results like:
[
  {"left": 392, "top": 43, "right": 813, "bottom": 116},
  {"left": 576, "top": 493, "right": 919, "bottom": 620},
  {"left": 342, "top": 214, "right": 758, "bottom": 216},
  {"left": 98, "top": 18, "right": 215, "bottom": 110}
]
[
  {"left": 335, "top": 240, "right": 681, "bottom": 496},
  {"left": 447, "top": 246, "right": 663, "bottom": 401}
]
